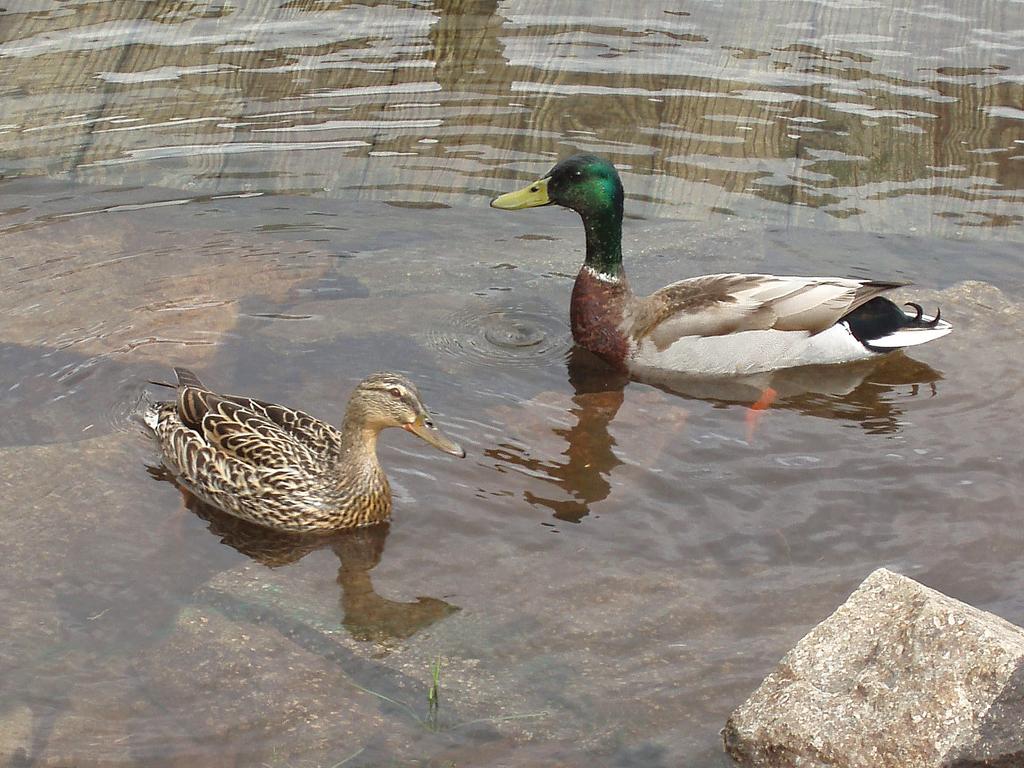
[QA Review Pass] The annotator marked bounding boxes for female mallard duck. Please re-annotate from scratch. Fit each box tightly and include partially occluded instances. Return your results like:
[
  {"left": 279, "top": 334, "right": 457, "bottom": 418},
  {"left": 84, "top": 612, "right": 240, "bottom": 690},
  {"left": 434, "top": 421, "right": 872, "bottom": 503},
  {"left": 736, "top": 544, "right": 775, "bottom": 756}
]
[
  {"left": 145, "top": 369, "right": 464, "bottom": 533},
  {"left": 491, "top": 154, "right": 951, "bottom": 377}
]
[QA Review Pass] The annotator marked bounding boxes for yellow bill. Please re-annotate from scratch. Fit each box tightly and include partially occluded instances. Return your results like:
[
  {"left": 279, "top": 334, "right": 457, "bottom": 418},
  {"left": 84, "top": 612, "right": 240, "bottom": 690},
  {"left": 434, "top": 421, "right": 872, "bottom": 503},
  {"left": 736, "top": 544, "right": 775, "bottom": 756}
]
[{"left": 490, "top": 177, "right": 551, "bottom": 210}]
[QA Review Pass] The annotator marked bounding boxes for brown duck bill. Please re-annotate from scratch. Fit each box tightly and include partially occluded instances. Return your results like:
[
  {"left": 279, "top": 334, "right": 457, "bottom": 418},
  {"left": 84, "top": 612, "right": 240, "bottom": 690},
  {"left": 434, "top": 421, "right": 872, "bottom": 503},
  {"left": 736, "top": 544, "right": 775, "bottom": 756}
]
[
  {"left": 490, "top": 177, "right": 551, "bottom": 210},
  {"left": 403, "top": 418, "right": 466, "bottom": 458}
]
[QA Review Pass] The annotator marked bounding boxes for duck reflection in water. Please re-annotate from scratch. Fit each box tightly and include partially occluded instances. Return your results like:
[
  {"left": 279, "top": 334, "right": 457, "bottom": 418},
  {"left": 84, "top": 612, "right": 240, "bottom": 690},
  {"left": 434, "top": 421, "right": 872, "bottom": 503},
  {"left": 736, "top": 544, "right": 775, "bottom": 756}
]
[
  {"left": 488, "top": 347, "right": 943, "bottom": 524},
  {"left": 486, "top": 349, "right": 628, "bottom": 524},
  {"left": 149, "top": 467, "right": 458, "bottom": 643}
]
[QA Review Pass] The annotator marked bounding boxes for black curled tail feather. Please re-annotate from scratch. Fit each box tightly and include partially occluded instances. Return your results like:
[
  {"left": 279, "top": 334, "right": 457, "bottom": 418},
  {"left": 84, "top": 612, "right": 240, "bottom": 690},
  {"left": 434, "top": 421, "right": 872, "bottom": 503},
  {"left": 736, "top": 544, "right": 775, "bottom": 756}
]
[
  {"left": 904, "top": 302, "right": 941, "bottom": 328},
  {"left": 843, "top": 296, "right": 945, "bottom": 349}
]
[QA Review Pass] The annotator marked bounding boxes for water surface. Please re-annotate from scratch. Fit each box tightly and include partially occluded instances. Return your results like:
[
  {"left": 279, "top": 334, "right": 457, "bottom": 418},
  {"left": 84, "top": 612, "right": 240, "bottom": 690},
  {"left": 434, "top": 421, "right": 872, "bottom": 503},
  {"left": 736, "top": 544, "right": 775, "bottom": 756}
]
[{"left": 1, "top": 2, "right": 1023, "bottom": 766}]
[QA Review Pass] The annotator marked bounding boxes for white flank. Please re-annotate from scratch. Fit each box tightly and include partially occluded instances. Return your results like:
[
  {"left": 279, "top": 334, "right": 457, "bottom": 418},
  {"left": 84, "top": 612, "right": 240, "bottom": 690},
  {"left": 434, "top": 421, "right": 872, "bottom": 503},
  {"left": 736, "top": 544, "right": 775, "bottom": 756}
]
[{"left": 632, "top": 323, "right": 874, "bottom": 377}]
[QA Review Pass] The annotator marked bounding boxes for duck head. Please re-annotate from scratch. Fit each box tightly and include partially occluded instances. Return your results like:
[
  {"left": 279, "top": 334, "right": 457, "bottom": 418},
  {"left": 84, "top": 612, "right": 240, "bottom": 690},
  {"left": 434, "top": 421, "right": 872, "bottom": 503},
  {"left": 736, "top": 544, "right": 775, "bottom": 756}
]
[
  {"left": 490, "top": 154, "right": 624, "bottom": 220},
  {"left": 347, "top": 372, "right": 465, "bottom": 457},
  {"left": 491, "top": 153, "right": 626, "bottom": 277}
]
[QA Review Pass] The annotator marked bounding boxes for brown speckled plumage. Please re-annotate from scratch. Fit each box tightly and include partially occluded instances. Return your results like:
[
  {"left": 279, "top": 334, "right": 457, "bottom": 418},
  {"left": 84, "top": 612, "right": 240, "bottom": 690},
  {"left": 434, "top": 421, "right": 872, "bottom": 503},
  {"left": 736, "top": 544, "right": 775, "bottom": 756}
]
[{"left": 148, "top": 368, "right": 464, "bottom": 533}]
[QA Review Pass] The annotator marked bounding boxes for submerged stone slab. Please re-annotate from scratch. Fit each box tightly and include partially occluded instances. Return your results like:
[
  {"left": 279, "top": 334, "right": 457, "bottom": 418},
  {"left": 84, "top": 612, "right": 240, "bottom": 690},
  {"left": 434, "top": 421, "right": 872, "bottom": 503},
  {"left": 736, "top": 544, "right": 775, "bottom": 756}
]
[{"left": 724, "top": 568, "right": 1024, "bottom": 768}]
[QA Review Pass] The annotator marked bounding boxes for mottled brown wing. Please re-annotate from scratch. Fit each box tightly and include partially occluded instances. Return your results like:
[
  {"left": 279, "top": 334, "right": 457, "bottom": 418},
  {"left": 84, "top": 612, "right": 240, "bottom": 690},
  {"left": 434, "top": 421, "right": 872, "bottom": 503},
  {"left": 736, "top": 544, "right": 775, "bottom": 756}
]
[
  {"left": 199, "top": 398, "right": 320, "bottom": 471},
  {"left": 632, "top": 274, "right": 905, "bottom": 352},
  {"left": 220, "top": 396, "right": 344, "bottom": 458},
  {"left": 157, "top": 407, "right": 308, "bottom": 513},
  {"left": 171, "top": 367, "right": 213, "bottom": 431},
  {"left": 170, "top": 367, "right": 341, "bottom": 463}
]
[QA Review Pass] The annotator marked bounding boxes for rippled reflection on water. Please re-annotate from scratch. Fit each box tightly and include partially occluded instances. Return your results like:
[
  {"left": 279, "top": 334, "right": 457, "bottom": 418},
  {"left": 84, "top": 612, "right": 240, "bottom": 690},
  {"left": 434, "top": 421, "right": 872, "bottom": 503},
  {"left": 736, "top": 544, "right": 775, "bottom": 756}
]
[
  {"left": 1, "top": 1, "right": 1023, "bottom": 766},
  {"left": 2, "top": 0, "right": 1023, "bottom": 237}
]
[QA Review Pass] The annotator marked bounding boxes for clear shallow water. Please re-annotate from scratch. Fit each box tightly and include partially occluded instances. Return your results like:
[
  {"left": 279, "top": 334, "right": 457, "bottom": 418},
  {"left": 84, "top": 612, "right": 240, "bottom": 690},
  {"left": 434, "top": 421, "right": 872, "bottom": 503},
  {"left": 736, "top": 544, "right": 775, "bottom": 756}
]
[{"left": 1, "top": 2, "right": 1023, "bottom": 767}]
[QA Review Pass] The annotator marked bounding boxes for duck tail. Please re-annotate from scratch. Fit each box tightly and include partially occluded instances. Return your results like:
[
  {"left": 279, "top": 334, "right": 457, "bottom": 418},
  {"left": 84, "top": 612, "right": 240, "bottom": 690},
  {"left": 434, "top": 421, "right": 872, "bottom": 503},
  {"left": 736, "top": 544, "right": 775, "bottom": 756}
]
[
  {"left": 173, "top": 367, "right": 207, "bottom": 389},
  {"left": 844, "top": 296, "right": 952, "bottom": 351}
]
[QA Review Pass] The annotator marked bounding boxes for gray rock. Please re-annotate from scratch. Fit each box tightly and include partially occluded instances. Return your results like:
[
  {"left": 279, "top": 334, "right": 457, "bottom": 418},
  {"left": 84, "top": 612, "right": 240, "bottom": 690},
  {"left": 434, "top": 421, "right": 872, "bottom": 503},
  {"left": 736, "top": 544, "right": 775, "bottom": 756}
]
[{"left": 724, "top": 568, "right": 1024, "bottom": 768}]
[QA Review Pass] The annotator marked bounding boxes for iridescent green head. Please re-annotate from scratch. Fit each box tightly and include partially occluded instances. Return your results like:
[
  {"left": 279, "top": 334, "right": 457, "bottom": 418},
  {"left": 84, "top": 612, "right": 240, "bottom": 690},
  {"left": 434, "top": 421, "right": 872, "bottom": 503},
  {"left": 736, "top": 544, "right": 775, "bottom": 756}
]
[
  {"left": 491, "top": 154, "right": 625, "bottom": 276},
  {"left": 491, "top": 154, "right": 624, "bottom": 218}
]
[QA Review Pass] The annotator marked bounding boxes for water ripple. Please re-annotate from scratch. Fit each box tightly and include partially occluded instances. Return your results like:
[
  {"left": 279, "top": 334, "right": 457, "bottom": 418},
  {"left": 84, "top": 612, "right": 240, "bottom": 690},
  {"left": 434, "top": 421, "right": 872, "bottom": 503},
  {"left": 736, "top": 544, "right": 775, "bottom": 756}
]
[{"left": 425, "top": 301, "right": 571, "bottom": 368}]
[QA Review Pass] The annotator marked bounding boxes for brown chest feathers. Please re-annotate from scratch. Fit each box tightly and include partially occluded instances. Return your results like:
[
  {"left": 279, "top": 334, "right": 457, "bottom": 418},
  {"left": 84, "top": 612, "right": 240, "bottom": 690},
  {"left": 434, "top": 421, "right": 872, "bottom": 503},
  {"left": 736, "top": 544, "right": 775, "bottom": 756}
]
[{"left": 570, "top": 267, "right": 631, "bottom": 370}]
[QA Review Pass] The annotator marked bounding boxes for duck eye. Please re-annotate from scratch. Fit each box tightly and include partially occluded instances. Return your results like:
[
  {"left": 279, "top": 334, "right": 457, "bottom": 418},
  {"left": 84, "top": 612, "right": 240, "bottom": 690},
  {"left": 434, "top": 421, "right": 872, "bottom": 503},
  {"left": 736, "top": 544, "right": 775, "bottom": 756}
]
[
  {"left": 388, "top": 387, "right": 402, "bottom": 398},
  {"left": 572, "top": 169, "right": 582, "bottom": 179}
]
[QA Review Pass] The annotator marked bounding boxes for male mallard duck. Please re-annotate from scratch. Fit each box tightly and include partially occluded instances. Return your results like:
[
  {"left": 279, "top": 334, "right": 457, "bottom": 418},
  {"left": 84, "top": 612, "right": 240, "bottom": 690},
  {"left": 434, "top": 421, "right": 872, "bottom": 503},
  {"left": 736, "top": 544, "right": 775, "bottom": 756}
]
[
  {"left": 491, "top": 154, "right": 951, "bottom": 377},
  {"left": 145, "top": 368, "right": 464, "bottom": 533}
]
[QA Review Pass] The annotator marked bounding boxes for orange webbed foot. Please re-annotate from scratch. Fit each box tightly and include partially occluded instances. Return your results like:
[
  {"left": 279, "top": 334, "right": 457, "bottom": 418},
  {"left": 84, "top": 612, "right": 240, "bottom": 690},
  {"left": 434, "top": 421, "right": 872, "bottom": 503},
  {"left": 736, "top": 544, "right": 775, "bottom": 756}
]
[{"left": 745, "top": 387, "right": 778, "bottom": 442}]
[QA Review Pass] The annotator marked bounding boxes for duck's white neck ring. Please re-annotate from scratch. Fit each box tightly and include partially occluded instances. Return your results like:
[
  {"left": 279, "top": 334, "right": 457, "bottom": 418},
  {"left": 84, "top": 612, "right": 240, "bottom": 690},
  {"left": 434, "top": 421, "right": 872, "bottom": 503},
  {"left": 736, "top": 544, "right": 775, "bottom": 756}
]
[{"left": 582, "top": 265, "right": 622, "bottom": 284}]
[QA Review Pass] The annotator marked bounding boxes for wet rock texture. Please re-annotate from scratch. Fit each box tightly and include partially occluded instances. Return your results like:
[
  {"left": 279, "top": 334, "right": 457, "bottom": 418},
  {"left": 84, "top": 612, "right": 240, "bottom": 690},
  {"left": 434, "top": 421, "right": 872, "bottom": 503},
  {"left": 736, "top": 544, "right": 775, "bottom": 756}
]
[{"left": 724, "top": 568, "right": 1024, "bottom": 768}]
